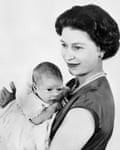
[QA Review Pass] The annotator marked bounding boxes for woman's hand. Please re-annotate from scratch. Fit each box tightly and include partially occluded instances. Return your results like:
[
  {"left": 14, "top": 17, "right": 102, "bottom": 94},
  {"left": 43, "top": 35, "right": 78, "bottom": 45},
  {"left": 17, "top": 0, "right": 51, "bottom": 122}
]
[
  {"left": 0, "top": 81, "right": 16, "bottom": 108},
  {"left": 55, "top": 87, "right": 70, "bottom": 102}
]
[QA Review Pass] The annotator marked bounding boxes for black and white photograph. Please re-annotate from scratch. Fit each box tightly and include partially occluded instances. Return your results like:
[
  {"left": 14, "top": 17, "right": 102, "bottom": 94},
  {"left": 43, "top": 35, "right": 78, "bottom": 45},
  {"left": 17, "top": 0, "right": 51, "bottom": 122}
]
[{"left": 0, "top": 0, "right": 120, "bottom": 150}]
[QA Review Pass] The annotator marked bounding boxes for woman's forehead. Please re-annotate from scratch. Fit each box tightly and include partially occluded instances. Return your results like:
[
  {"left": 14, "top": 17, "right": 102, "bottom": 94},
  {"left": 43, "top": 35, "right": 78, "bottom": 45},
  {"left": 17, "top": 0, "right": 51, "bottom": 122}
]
[{"left": 61, "top": 27, "right": 92, "bottom": 44}]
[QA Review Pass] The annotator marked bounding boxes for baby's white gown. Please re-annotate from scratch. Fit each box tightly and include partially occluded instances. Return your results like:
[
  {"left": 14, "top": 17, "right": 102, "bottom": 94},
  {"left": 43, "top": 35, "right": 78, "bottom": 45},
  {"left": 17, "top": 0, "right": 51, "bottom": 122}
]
[{"left": 0, "top": 90, "right": 49, "bottom": 150}]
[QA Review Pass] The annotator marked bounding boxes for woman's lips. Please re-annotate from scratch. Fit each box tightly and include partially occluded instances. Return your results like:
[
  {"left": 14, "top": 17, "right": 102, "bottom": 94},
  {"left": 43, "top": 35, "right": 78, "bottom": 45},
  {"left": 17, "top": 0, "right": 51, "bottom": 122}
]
[{"left": 67, "top": 63, "right": 80, "bottom": 68}]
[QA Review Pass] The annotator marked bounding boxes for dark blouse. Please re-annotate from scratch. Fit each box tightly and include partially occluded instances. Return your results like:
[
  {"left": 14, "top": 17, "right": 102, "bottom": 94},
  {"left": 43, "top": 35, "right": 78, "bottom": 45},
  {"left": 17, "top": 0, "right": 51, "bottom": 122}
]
[{"left": 49, "top": 77, "right": 115, "bottom": 150}]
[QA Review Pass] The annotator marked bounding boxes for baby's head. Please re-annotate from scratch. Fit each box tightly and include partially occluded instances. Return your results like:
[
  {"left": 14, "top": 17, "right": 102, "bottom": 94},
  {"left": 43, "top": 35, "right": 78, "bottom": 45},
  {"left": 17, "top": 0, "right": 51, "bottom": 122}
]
[{"left": 32, "top": 62, "right": 64, "bottom": 104}]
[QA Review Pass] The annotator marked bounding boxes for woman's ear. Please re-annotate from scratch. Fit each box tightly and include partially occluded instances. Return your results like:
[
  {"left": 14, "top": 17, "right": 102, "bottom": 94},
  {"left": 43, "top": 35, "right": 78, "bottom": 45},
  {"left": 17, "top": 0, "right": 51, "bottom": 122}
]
[
  {"left": 98, "top": 51, "right": 105, "bottom": 59},
  {"left": 97, "top": 47, "right": 105, "bottom": 59}
]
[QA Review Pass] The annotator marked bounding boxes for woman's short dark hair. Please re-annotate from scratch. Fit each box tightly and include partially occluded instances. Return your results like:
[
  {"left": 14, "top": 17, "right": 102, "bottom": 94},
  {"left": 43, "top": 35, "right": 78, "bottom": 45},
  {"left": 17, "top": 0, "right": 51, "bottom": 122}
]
[{"left": 55, "top": 4, "right": 120, "bottom": 59}]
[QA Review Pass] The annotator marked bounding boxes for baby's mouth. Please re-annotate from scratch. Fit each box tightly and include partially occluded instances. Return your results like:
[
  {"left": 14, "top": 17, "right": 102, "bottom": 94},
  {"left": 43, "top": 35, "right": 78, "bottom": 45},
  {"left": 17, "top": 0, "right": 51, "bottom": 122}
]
[{"left": 48, "top": 99, "right": 57, "bottom": 105}]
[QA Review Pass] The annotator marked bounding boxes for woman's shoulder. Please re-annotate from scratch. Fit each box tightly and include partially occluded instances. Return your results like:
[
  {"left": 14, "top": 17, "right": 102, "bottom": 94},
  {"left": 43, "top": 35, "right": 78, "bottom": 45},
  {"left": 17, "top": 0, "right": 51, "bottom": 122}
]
[
  {"left": 70, "top": 77, "right": 108, "bottom": 107},
  {"left": 66, "top": 78, "right": 76, "bottom": 88}
]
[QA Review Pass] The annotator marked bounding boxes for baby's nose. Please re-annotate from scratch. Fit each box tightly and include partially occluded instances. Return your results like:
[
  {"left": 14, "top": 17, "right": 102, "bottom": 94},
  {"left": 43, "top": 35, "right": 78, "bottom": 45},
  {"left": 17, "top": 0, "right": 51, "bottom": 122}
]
[
  {"left": 51, "top": 90, "right": 60, "bottom": 98},
  {"left": 53, "top": 91, "right": 59, "bottom": 96}
]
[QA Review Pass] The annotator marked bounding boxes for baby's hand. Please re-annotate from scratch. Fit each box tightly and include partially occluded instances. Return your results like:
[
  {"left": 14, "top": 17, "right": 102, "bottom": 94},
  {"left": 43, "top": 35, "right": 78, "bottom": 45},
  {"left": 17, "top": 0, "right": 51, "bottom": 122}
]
[
  {"left": 55, "top": 86, "right": 70, "bottom": 102},
  {"left": 0, "top": 81, "right": 16, "bottom": 108},
  {"left": 29, "top": 102, "right": 61, "bottom": 125}
]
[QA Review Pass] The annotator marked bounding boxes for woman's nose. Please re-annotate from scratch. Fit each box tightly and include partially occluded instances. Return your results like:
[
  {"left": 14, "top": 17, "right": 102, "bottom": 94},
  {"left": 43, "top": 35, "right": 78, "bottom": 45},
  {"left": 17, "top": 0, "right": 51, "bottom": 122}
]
[{"left": 62, "top": 48, "right": 75, "bottom": 61}]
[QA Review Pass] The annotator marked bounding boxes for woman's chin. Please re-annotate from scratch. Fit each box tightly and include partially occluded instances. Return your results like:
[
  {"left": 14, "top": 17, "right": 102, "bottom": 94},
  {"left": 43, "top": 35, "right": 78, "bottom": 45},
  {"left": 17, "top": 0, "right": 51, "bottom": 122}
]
[
  {"left": 68, "top": 68, "right": 87, "bottom": 77},
  {"left": 68, "top": 68, "right": 79, "bottom": 76}
]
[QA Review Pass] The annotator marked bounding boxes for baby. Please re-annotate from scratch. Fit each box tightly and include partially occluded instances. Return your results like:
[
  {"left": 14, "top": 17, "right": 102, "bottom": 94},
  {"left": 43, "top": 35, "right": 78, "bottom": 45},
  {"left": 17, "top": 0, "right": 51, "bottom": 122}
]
[
  {"left": 29, "top": 61, "right": 66, "bottom": 124},
  {"left": 28, "top": 61, "right": 70, "bottom": 149},
  {"left": 0, "top": 61, "right": 69, "bottom": 150}
]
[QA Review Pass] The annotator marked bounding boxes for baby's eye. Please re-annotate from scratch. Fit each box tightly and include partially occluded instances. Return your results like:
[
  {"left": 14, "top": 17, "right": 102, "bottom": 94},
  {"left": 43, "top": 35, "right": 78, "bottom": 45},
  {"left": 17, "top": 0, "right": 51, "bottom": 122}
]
[
  {"left": 57, "top": 88, "right": 62, "bottom": 91},
  {"left": 47, "top": 88, "right": 53, "bottom": 91}
]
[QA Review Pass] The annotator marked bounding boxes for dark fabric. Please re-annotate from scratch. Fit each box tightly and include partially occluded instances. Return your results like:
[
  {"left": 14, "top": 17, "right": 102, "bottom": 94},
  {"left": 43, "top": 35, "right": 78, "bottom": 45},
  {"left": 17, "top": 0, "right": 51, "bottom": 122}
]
[{"left": 49, "top": 77, "right": 115, "bottom": 150}]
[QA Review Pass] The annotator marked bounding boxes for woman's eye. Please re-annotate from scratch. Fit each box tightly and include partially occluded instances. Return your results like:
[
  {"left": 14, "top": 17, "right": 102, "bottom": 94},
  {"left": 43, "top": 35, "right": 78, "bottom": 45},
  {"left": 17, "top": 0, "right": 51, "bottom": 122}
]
[
  {"left": 73, "top": 46, "right": 83, "bottom": 51},
  {"left": 61, "top": 43, "right": 67, "bottom": 48}
]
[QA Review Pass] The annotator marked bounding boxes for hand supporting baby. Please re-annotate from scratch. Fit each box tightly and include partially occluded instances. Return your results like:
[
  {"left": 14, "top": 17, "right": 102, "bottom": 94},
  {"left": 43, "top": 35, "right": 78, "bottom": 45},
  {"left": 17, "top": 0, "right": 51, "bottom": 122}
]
[{"left": 0, "top": 81, "right": 16, "bottom": 108}]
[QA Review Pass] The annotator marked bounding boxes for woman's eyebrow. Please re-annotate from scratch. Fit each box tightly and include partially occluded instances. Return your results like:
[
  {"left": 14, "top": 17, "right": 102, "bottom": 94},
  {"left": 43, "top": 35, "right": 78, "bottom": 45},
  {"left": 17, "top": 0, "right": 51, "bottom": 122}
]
[
  {"left": 60, "top": 40, "right": 65, "bottom": 43},
  {"left": 60, "top": 40, "right": 85, "bottom": 46},
  {"left": 72, "top": 42, "right": 85, "bottom": 46}
]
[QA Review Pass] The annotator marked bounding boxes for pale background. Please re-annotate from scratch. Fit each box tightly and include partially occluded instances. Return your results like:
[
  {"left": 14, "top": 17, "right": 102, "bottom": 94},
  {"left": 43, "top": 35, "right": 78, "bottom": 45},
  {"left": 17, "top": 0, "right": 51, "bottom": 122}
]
[{"left": 0, "top": 0, "right": 120, "bottom": 149}]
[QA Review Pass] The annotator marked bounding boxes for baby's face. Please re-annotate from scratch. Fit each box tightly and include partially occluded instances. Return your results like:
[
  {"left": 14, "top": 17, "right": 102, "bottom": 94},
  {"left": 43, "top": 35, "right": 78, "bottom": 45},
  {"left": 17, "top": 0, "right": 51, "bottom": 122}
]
[{"left": 35, "top": 77, "right": 63, "bottom": 104}]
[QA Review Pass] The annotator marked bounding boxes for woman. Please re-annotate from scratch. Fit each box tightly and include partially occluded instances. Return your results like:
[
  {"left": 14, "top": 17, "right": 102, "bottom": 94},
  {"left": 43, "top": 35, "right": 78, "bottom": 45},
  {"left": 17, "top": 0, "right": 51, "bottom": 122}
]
[
  {"left": 0, "top": 4, "right": 120, "bottom": 150},
  {"left": 48, "top": 4, "right": 120, "bottom": 150}
]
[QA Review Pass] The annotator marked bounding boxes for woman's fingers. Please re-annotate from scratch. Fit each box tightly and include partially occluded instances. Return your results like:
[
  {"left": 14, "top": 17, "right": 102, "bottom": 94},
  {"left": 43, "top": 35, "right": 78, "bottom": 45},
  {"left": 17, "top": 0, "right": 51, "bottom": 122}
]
[
  {"left": 0, "top": 87, "right": 11, "bottom": 107},
  {"left": 9, "top": 81, "right": 16, "bottom": 94},
  {"left": 1, "top": 87, "right": 10, "bottom": 97},
  {"left": 0, "top": 83, "right": 16, "bottom": 107}
]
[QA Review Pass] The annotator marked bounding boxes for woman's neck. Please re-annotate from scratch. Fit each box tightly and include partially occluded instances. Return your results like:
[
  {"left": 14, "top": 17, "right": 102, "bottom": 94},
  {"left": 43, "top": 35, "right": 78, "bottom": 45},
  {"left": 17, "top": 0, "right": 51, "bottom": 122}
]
[{"left": 77, "top": 65, "right": 104, "bottom": 86}]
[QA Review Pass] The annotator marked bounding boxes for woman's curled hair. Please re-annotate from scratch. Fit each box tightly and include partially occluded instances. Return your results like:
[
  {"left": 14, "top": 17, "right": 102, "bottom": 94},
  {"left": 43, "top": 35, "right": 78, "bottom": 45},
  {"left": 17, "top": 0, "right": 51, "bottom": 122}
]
[{"left": 55, "top": 4, "right": 120, "bottom": 59}]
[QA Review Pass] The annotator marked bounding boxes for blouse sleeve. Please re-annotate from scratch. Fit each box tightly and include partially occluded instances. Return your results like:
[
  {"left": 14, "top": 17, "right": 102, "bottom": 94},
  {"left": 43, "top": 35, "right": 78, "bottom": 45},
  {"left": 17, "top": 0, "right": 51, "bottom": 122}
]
[{"left": 49, "top": 108, "right": 95, "bottom": 150}]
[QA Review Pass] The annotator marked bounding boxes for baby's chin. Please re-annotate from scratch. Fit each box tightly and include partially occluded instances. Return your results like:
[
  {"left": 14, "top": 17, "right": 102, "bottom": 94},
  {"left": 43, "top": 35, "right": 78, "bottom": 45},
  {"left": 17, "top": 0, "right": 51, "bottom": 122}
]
[{"left": 47, "top": 99, "right": 58, "bottom": 105}]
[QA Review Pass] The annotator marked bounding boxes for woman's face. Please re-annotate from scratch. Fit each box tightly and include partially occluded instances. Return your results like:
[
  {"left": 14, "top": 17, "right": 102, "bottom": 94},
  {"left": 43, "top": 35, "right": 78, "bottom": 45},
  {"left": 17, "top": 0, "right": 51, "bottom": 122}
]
[{"left": 60, "top": 27, "right": 103, "bottom": 77}]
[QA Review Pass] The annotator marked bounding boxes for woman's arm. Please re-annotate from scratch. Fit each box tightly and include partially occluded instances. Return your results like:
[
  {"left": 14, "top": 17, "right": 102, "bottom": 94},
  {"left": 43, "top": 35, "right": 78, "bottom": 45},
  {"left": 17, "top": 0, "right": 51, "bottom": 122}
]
[{"left": 49, "top": 108, "right": 95, "bottom": 150}]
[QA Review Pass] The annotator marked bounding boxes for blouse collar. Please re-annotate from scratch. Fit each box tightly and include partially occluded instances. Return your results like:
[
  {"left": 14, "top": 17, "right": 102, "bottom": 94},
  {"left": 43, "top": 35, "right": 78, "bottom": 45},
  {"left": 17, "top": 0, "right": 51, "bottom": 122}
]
[{"left": 72, "top": 72, "right": 106, "bottom": 94}]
